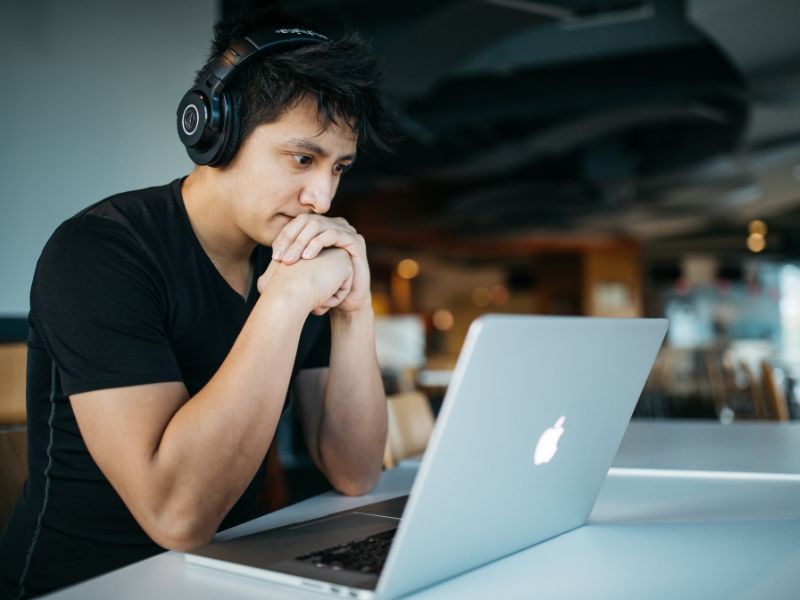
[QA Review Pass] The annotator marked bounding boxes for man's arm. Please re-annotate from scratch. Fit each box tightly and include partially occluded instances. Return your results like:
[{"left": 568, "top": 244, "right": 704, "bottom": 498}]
[
  {"left": 294, "top": 307, "right": 387, "bottom": 496},
  {"left": 277, "top": 216, "right": 387, "bottom": 495},
  {"left": 70, "top": 249, "right": 353, "bottom": 551}
]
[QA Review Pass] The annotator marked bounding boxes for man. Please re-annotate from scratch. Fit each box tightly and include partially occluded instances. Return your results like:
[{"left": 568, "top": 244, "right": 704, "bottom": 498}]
[{"left": 0, "top": 10, "right": 392, "bottom": 598}]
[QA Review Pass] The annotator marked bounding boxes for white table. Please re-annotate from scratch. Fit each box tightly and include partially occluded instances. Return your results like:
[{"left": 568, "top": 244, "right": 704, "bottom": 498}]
[
  {"left": 614, "top": 420, "right": 800, "bottom": 476},
  {"left": 46, "top": 421, "right": 800, "bottom": 599}
]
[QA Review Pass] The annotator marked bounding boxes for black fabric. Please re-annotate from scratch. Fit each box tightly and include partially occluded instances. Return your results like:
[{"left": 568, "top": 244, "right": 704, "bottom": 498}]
[{"left": 0, "top": 178, "right": 330, "bottom": 599}]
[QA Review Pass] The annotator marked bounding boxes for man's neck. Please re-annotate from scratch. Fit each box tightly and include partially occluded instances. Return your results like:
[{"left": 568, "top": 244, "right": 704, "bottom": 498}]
[
  {"left": 181, "top": 168, "right": 256, "bottom": 299},
  {"left": 182, "top": 167, "right": 255, "bottom": 266}
]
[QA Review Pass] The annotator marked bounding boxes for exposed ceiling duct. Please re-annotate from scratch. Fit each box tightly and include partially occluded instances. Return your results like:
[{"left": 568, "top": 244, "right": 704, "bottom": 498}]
[{"left": 226, "top": 0, "right": 800, "bottom": 255}]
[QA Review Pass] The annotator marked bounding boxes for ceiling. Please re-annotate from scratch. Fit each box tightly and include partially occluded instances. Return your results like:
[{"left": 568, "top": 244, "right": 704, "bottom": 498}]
[{"left": 224, "top": 0, "right": 800, "bottom": 261}]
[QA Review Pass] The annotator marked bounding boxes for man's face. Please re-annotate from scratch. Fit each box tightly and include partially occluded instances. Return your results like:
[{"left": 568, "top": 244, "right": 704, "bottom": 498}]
[{"left": 221, "top": 96, "right": 358, "bottom": 247}]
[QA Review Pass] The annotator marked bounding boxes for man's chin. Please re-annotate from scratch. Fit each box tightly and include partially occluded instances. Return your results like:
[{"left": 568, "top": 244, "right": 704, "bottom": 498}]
[{"left": 255, "top": 215, "right": 293, "bottom": 248}]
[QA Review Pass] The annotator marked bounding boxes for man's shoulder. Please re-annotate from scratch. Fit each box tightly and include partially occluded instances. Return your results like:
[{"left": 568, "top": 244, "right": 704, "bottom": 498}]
[
  {"left": 38, "top": 179, "right": 187, "bottom": 279},
  {"left": 48, "top": 178, "right": 184, "bottom": 251},
  {"left": 78, "top": 178, "right": 182, "bottom": 230}
]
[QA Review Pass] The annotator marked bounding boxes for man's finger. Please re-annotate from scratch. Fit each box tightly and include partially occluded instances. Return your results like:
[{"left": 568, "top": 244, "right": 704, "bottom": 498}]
[
  {"left": 300, "top": 229, "right": 356, "bottom": 260},
  {"left": 322, "top": 273, "right": 353, "bottom": 308},
  {"left": 282, "top": 222, "right": 356, "bottom": 264},
  {"left": 275, "top": 219, "right": 321, "bottom": 262},
  {"left": 272, "top": 214, "right": 312, "bottom": 259}
]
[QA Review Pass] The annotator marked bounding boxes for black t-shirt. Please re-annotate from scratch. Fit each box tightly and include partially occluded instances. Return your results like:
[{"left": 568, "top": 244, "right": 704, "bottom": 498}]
[{"left": 0, "top": 178, "right": 330, "bottom": 599}]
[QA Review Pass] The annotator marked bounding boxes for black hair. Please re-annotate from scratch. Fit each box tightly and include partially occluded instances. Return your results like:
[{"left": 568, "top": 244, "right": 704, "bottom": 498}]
[{"left": 195, "top": 9, "right": 394, "bottom": 158}]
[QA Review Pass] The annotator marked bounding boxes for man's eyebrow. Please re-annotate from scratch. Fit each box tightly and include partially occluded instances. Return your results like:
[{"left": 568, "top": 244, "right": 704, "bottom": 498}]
[{"left": 285, "top": 138, "right": 356, "bottom": 162}]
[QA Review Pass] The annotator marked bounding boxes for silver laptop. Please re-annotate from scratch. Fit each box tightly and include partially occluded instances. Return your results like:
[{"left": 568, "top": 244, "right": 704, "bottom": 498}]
[{"left": 186, "top": 315, "right": 668, "bottom": 598}]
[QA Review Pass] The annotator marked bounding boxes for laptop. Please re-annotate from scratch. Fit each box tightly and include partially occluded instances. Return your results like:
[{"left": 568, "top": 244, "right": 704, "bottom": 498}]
[{"left": 186, "top": 315, "right": 668, "bottom": 598}]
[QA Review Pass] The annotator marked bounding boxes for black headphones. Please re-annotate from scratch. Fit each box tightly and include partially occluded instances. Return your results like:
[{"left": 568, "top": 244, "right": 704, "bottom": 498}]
[{"left": 177, "top": 27, "right": 329, "bottom": 167}]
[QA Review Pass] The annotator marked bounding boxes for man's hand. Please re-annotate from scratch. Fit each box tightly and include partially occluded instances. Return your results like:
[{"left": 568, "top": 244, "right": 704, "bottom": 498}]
[
  {"left": 271, "top": 214, "right": 371, "bottom": 313},
  {"left": 258, "top": 247, "right": 353, "bottom": 316},
  {"left": 269, "top": 217, "right": 385, "bottom": 497}
]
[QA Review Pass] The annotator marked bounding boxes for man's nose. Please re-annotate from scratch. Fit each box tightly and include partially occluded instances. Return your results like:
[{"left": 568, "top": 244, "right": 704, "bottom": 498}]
[{"left": 299, "top": 172, "right": 335, "bottom": 214}]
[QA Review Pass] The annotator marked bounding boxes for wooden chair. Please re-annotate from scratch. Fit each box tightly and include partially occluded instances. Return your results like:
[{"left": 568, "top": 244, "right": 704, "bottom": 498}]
[
  {"left": 383, "top": 438, "right": 397, "bottom": 471},
  {"left": 761, "top": 361, "right": 790, "bottom": 422},
  {"left": 703, "top": 352, "right": 779, "bottom": 422},
  {"left": 0, "top": 426, "right": 28, "bottom": 530},
  {"left": 703, "top": 352, "right": 753, "bottom": 421},
  {"left": 384, "top": 391, "right": 435, "bottom": 469},
  {"left": 0, "top": 342, "right": 28, "bottom": 528},
  {"left": 258, "top": 436, "right": 290, "bottom": 512},
  {"left": 704, "top": 350, "right": 729, "bottom": 418},
  {"left": 0, "top": 343, "right": 27, "bottom": 425},
  {"left": 738, "top": 360, "right": 769, "bottom": 420}
]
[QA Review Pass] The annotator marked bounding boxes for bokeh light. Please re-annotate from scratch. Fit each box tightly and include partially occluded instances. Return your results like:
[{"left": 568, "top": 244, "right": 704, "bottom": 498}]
[
  {"left": 471, "top": 286, "right": 492, "bottom": 307},
  {"left": 432, "top": 309, "right": 454, "bottom": 331},
  {"left": 747, "top": 233, "right": 766, "bottom": 253},
  {"left": 490, "top": 284, "right": 509, "bottom": 305},
  {"left": 748, "top": 219, "right": 767, "bottom": 236},
  {"left": 396, "top": 258, "right": 420, "bottom": 279}
]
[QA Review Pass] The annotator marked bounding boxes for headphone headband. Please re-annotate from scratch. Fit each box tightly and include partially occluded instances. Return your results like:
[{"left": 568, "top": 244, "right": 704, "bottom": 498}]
[
  {"left": 177, "top": 27, "right": 329, "bottom": 167},
  {"left": 205, "top": 28, "right": 330, "bottom": 94}
]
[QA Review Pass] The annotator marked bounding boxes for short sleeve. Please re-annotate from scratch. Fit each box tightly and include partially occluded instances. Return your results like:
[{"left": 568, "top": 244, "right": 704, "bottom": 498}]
[{"left": 30, "top": 215, "right": 182, "bottom": 395}]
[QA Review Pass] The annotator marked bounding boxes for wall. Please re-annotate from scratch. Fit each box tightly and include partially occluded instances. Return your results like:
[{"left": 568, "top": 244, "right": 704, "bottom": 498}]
[{"left": 0, "top": 0, "right": 217, "bottom": 315}]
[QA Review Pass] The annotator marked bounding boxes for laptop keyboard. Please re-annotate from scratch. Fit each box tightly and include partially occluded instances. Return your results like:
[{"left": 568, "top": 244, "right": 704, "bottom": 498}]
[{"left": 295, "top": 528, "right": 397, "bottom": 575}]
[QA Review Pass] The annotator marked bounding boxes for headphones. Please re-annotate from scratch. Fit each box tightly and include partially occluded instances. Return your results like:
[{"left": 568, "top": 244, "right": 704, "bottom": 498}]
[{"left": 177, "top": 27, "right": 329, "bottom": 167}]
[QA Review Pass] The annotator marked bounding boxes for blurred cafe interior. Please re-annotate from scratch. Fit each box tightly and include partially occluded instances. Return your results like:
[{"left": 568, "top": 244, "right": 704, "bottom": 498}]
[{"left": 2, "top": 0, "right": 800, "bottom": 540}]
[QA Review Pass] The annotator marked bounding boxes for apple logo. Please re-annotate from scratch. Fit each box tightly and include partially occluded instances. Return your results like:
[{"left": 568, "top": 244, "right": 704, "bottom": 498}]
[{"left": 534, "top": 416, "right": 566, "bottom": 465}]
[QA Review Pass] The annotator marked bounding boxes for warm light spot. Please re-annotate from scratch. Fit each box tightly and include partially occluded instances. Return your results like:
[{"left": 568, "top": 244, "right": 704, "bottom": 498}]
[
  {"left": 396, "top": 259, "right": 420, "bottom": 280},
  {"left": 471, "top": 287, "right": 492, "bottom": 307},
  {"left": 747, "top": 233, "right": 766, "bottom": 253},
  {"left": 748, "top": 219, "right": 768, "bottom": 236},
  {"left": 491, "top": 284, "right": 509, "bottom": 305},
  {"left": 432, "top": 309, "right": 454, "bottom": 331},
  {"left": 371, "top": 293, "right": 391, "bottom": 316}
]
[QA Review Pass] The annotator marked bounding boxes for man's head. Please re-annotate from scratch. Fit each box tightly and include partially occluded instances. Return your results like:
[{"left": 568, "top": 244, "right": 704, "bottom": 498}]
[
  {"left": 187, "top": 9, "right": 393, "bottom": 168},
  {"left": 181, "top": 10, "right": 392, "bottom": 251}
]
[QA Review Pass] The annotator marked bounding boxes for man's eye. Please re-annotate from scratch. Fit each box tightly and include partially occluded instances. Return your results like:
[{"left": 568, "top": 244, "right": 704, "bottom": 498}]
[
  {"left": 334, "top": 163, "right": 352, "bottom": 174},
  {"left": 292, "top": 155, "right": 312, "bottom": 166}
]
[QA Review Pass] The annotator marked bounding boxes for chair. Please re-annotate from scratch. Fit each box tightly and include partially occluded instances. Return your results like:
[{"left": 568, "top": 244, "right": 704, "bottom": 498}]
[
  {"left": 704, "top": 350, "right": 730, "bottom": 419},
  {"left": 761, "top": 361, "right": 790, "bottom": 422},
  {"left": 740, "top": 361, "right": 770, "bottom": 419},
  {"left": 0, "top": 426, "right": 28, "bottom": 530},
  {"left": 383, "top": 438, "right": 397, "bottom": 471},
  {"left": 259, "top": 436, "right": 290, "bottom": 512},
  {"left": 384, "top": 391, "right": 435, "bottom": 469},
  {"left": 0, "top": 343, "right": 27, "bottom": 528},
  {"left": 0, "top": 343, "right": 27, "bottom": 425}
]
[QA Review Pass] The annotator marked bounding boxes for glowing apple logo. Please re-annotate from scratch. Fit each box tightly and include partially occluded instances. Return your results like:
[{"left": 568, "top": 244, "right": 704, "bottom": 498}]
[{"left": 534, "top": 416, "right": 565, "bottom": 465}]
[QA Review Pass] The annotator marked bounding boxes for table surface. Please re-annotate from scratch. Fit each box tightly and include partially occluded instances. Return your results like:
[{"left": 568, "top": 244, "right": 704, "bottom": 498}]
[
  {"left": 614, "top": 420, "right": 800, "bottom": 476},
  {"left": 45, "top": 420, "right": 800, "bottom": 599}
]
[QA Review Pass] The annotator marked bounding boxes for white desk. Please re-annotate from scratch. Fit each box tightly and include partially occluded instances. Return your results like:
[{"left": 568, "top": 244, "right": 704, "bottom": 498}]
[
  {"left": 46, "top": 421, "right": 800, "bottom": 599},
  {"left": 615, "top": 420, "right": 800, "bottom": 475}
]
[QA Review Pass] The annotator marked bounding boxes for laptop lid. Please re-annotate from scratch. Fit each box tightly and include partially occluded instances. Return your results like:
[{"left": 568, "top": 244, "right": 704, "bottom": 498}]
[{"left": 377, "top": 315, "right": 667, "bottom": 598}]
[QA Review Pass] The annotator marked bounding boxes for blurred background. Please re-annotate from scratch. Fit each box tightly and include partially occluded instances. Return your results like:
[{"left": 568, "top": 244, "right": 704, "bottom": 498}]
[{"left": 2, "top": 0, "right": 800, "bottom": 509}]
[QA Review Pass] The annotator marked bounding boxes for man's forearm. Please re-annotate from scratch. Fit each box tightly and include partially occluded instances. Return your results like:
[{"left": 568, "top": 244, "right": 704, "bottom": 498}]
[
  {"left": 318, "top": 307, "right": 387, "bottom": 496},
  {"left": 149, "top": 290, "right": 309, "bottom": 547}
]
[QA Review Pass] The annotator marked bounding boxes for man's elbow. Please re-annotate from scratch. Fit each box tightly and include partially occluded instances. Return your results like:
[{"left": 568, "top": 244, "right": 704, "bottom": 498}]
[
  {"left": 144, "top": 508, "right": 217, "bottom": 551},
  {"left": 155, "top": 529, "right": 214, "bottom": 552},
  {"left": 330, "top": 469, "right": 381, "bottom": 497},
  {"left": 334, "top": 480, "right": 375, "bottom": 497},
  {"left": 319, "top": 443, "right": 384, "bottom": 497}
]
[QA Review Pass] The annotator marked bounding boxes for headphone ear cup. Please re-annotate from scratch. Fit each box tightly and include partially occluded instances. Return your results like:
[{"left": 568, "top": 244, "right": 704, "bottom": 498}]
[
  {"left": 213, "top": 91, "right": 241, "bottom": 168},
  {"left": 177, "top": 89, "right": 210, "bottom": 149},
  {"left": 180, "top": 86, "right": 227, "bottom": 166},
  {"left": 186, "top": 91, "right": 228, "bottom": 166}
]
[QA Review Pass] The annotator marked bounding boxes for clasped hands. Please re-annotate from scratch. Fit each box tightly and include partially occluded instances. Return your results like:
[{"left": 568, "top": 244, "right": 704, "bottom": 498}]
[{"left": 257, "top": 214, "right": 371, "bottom": 316}]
